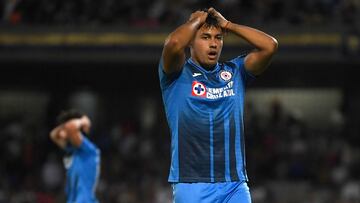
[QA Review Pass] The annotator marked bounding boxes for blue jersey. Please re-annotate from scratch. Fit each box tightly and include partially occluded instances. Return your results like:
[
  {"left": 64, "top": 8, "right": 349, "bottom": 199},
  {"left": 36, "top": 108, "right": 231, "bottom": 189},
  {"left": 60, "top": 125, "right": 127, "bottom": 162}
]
[
  {"left": 159, "top": 56, "right": 255, "bottom": 183},
  {"left": 63, "top": 135, "right": 101, "bottom": 203}
]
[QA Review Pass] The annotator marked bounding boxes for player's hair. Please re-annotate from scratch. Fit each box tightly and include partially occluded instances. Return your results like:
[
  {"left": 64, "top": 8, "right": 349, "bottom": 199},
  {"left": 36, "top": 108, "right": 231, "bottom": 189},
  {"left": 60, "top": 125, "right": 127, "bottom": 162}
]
[
  {"left": 56, "top": 109, "right": 84, "bottom": 126},
  {"left": 202, "top": 9, "right": 220, "bottom": 29}
]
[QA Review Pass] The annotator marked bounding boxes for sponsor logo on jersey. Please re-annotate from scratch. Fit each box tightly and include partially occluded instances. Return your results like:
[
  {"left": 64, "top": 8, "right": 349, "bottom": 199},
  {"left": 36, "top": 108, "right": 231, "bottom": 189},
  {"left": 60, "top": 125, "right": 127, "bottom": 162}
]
[
  {"left": 192, "top": 81, "right": 235, "bottom": 99},
  {"left": 192, "top": 81, "right": 206, "bottom": 97},
  {"left": 219, "top": 70, "right": 232, "bottom": 81}
]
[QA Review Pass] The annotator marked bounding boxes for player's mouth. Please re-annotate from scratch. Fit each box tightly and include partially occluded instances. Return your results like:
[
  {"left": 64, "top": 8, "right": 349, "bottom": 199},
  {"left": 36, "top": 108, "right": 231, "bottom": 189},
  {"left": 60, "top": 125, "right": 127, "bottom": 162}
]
[{"left": 208, "top": 51, "right": 218, "bottom": 60}]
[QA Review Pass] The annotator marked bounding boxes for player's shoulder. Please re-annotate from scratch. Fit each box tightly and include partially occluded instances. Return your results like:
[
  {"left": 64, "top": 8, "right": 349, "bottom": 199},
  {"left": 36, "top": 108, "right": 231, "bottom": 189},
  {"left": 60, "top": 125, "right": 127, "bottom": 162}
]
[
  {"left": 225, "top": 53, "right": 247, "bottom": 66},
  {"left": 159, "top": 59, "right": 191, "bottom": 89},
  {"left": 80, "top": 136, "right": 100, "bottom": 153}
]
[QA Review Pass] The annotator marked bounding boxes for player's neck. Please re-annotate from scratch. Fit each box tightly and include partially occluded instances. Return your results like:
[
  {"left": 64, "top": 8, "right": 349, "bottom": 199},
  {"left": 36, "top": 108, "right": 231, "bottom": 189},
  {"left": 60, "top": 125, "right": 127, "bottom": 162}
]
[
  {"left": 190, "top": 57, "right": 216, "bottom": 71},
  {"left": 202, "top": 64, "right": 216, "bottom": 71}
]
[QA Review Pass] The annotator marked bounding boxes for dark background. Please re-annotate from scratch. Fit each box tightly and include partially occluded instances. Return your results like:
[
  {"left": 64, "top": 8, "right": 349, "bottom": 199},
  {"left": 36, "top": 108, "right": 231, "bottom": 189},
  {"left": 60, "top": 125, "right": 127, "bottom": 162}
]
[{"left": 1, "top": 0, "right": 360, "bottom": 202}]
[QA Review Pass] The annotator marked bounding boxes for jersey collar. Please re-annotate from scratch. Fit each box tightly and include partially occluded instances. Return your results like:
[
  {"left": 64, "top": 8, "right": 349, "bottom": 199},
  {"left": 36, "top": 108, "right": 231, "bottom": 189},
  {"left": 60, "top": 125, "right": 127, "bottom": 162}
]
[{"left": 188, "top": 58, "right": 220, "bottom": 74}]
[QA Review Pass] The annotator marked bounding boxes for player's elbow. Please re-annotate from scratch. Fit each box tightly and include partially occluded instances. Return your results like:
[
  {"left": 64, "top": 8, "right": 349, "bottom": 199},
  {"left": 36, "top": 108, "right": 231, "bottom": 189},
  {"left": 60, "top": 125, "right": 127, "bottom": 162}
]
[
  {"left": 164, "top": 36, "right": 184, "bottom": 54},
  {"left": 49, "top": 132, "right": 56, "bottom": 141},
  {"left": 267, "top": 37, "right": 278, "bottom": 54},
  {"left": 50, "top": 128, "right": 59, "bottom": 139}
]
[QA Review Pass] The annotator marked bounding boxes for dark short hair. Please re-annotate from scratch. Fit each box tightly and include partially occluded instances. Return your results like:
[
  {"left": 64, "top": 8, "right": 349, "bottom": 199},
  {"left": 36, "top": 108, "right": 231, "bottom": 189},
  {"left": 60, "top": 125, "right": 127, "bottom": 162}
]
[
  {"left": 199, "top": 9, "right": 221, "bottom": 29},
  {"left": 56, "top": 109, "right": 84, "bottom": 126},
  {"left": 204, "top": 12, "right": 220, "bottom": 28}
]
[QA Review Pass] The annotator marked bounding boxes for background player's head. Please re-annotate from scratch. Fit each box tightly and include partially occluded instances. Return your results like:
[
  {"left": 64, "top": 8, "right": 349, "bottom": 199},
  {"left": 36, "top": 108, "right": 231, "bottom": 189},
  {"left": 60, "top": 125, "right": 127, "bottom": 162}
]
[
  {"left": 56, "top": 109, "right": 91, "bottom": 134},
  {"left": 190, "top": 10, "right": 224, "bottom": 69}
]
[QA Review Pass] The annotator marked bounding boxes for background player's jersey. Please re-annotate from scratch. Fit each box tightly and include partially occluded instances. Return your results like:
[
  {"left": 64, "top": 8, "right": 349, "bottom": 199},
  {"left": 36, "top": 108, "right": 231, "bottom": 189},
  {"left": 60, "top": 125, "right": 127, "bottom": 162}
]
[
  {"left": 159, "top": 56, "right": 255, "bottom": 183},
  {"left": 63, "top": 134, "right": 100, "bottom": 203}
]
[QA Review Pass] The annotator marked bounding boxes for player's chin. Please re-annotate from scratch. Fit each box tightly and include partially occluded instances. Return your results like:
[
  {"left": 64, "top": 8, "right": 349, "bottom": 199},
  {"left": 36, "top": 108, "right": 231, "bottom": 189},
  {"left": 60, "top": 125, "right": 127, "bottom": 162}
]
[
  {"left": 199, "top": 57, "right": 217, "bottom": 68},
  {"left": 206, "top": 59, "right": 218, "bottom": 67}
]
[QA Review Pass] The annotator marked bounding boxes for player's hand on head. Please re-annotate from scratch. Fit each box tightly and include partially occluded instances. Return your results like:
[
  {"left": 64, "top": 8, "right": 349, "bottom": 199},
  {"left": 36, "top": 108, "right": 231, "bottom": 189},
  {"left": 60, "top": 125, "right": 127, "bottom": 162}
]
[
  {"left": 208, "top": 7, "right": 228, "bottom": 28},
  {"left": 189, "top": 10, "right": 208, "bottom": 25},
  {"left": 80, "top": 116, "right": 91, "bottom": 134}
]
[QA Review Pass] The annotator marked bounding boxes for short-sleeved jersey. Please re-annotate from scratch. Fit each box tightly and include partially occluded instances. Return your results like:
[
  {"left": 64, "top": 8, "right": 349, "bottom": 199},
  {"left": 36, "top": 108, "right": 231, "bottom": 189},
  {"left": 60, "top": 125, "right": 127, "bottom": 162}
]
[
  {"left": 159, "top": 56, "right": 255, "bottom": 183},
  {"left": 63, "top": 134, "right": 101, "bottom": 203}
]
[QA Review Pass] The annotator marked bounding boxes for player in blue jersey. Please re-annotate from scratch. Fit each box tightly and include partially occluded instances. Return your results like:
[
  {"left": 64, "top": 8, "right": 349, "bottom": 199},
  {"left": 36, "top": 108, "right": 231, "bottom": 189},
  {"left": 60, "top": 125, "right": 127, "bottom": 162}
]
[
  {"left": 50, "top": 110, "right": 101, "bottom": 203},
  {"left": 159, "top": 7, "right": 278, "bottom": 203}
]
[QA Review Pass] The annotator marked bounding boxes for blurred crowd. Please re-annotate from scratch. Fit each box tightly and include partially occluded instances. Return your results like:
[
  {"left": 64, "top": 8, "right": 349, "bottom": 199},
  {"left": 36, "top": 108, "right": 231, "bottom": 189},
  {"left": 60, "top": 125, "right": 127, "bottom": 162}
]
[
  {"left": 0, "top": 0, "right": 359, "bottom": 27},
  {"left": 0, "top": 95, "right": 172, "bottom": 203},
  {"left": 0, "top": 1, "right": 360, "bottom": 203},
  {"left": 244, "top": 98, "right": 360, "bottom": 203},
  {"left": 0, "top": 93, "right": 359, "bottom": 203}
]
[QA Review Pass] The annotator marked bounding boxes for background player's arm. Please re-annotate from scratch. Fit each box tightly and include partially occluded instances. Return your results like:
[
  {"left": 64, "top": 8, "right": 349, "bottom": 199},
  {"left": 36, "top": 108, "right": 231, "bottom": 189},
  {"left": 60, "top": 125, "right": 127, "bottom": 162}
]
[
  {"left": 162, "top": 10, "right": 208, "bottom": 74},
  {"left": 209, "top": 8, "right": 278, "bottom": 76},
  {"left": 49, "top": 125, "right": 67, "bottom": 149},
  {"left": 63, "top": 118, "right": 85, "bottom": 148}
]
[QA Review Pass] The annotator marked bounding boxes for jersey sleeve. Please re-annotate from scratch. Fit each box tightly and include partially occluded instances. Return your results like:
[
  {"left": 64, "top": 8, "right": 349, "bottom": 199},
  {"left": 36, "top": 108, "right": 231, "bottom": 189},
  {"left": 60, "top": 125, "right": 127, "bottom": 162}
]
[
  {"left": 229, "top": 55, "right": 256, "bottom": 85},
  {"left": 77, "top": 135, "right": 97, "bottom": 154},
  {"left": 158, "top": 58, "right": 182, "bottom": 89},
  {"left": 65, "top": 134, "right": 97, "bottom": 155}
]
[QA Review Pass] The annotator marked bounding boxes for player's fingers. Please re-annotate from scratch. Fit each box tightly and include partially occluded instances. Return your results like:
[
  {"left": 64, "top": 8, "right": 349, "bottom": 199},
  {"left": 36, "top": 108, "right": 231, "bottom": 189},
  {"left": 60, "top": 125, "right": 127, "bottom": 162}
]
[
  {"left": 195, "top": 10, "right": 208, "bottom": 18},
  {"left": 190, "top": 11, "right": 205, "bottom": 18},
  {"left": 208, "top": 7, "right": 218, "bottom": 15}
]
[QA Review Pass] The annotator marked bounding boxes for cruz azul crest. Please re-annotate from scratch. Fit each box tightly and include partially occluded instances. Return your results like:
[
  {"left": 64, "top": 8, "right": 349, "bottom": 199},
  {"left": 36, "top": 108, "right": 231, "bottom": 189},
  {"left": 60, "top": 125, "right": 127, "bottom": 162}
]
[
  {"left": 219, "top": 70, "right": 232, "bottom": 82},
  {"left": 192, "top": 81, "right": 206, "bottom": 97}
]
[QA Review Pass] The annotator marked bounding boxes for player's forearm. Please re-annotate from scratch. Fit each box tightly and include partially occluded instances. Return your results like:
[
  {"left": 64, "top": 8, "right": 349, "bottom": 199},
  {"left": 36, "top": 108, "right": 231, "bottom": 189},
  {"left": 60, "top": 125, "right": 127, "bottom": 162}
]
[
  {"left": 164, "top": 18, "right": 203, "bottom": 52},
  {"left": 50, "top": 126, "right": 61, "bottom": 140},
  {"left": 227, "top": 23, "right": 278, "bottom": 54},
  {"left": 50, "top": 126, "right": 67, "bottom": 149},
  {"left": 64, "top": 120, "right": 83, "bottom": 148}
]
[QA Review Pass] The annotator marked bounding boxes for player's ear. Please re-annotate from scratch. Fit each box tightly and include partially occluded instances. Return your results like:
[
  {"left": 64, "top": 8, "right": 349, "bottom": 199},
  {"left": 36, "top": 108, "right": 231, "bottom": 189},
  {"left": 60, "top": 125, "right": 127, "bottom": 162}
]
[
  {"left": 189, "top": 37, "right": 195, "bottom": 48},
  {"left": 188, "top": 42, "right": 193, "bottom": 48},
  {"left": 187, "top": 40, "right": 194, "bottom": 49}
]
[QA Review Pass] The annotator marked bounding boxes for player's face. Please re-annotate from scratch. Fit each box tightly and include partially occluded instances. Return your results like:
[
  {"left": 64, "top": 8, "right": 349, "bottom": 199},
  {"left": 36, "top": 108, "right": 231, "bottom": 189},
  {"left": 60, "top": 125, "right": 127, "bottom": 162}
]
[{"left": 190, "top": 25, "right": 224, "bottom": 69}]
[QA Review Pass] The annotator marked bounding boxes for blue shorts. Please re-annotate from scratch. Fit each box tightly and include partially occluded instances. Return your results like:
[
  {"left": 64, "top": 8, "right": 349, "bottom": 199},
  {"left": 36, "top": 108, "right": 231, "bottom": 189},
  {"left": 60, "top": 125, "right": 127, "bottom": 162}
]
[{"left": 172, "top": 181, "right": 251, "bottom": 203}]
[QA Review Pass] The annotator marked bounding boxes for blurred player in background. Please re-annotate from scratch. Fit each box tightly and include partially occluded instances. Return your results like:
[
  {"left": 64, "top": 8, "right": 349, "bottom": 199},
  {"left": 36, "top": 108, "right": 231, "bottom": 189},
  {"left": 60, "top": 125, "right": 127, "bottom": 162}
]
[
  {"left": 159, "top": 7, "right": 278, "bottom": 203},
  {"left": 50, "top": 110, "right": 100, "bottom": 203}
]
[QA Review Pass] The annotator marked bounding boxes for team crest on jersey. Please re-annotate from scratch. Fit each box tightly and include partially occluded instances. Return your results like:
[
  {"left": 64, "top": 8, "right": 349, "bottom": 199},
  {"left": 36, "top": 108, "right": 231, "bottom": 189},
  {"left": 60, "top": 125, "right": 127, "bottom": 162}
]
[
  {"left": 192, "top": 81, "right": 206, "bottom": 97},
  {"left": 219, "top": 70, "right": 232, "bottom": 81}
]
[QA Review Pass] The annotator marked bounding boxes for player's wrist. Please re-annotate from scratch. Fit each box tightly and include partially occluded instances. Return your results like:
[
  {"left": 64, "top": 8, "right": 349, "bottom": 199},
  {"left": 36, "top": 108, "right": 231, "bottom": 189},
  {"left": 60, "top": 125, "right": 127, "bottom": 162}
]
[
  {"left": 224, "top": 21, "right": 231, "bottom": 31},
  {"left": 188, "top": 17, "right": 204, "bottom": 29}
]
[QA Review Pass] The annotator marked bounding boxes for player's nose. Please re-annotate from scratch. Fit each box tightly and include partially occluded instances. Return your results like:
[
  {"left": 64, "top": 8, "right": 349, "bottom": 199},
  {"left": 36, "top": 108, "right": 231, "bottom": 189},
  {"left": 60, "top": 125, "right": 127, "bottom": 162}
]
[{"left": 209, "top": 40, "right": 217, "bottom": 49}]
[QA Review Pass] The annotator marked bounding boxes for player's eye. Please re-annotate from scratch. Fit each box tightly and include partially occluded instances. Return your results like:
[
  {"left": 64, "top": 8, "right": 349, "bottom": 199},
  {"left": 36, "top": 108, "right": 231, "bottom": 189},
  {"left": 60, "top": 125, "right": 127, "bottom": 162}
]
[{"left": 201, "top": 34, "right": 211, "bottom": 39}]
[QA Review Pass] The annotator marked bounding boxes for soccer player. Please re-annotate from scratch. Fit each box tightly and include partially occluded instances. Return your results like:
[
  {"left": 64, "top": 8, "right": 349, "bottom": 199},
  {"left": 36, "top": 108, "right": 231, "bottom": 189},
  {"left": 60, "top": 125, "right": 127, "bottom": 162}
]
[
  {"left": 49, "top": 110, "right": 100, "bottom": 203},
  {"left": 158, "top": 7, "right": 278, "bottom": 203}
]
